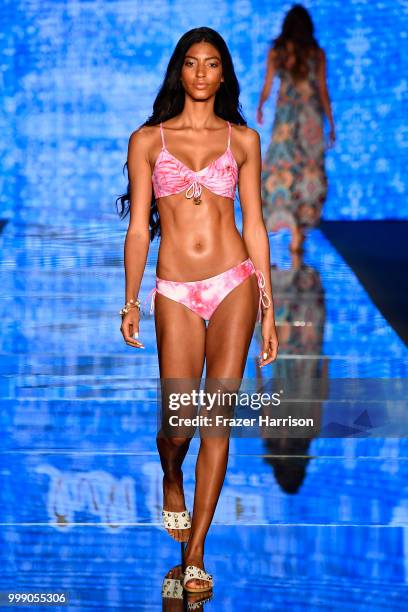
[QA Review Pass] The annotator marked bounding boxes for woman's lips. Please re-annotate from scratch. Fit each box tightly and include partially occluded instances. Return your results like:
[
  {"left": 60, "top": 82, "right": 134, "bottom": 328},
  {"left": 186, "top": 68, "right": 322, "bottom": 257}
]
[{"left": 194, "top": 83, "right": 208, "bottom": 89}]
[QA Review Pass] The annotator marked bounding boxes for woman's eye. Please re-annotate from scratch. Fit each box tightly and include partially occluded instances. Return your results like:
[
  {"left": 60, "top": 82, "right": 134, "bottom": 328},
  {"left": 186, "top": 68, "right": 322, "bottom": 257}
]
[
  {"left": 184, "top": 60, "right": 194, "bottom": 67},
  {"left": 209, "top": 63, "right": 219, "bottom": 68}
]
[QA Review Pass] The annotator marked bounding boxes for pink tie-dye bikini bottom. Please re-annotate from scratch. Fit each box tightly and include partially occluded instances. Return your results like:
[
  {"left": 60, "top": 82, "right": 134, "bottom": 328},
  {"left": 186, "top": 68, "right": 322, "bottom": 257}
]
[{"left": 148, "top": 257, "right": 270, "bottom": 323}]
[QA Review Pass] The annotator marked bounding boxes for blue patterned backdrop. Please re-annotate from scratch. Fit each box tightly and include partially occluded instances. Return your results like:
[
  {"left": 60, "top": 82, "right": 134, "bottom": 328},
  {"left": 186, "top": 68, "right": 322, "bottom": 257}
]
[
  {"left": 1, "top": 4, "right": 408, "bottom": 606},
  {"left": 1, "top": 0, "right": 407, "bottom": 223}
]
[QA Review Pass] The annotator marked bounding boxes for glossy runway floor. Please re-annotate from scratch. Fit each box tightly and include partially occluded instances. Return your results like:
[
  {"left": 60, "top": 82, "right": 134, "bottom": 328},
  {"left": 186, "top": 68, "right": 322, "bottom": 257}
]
[{"left": 1, "top": 216, "right": 407, "bottom": 611}]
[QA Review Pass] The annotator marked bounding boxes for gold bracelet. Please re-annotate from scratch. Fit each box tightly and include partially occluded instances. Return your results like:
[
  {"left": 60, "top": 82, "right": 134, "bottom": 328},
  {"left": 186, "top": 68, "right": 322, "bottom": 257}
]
[{"left": 119, "top": 298, "right": 141, "bottom": 316}]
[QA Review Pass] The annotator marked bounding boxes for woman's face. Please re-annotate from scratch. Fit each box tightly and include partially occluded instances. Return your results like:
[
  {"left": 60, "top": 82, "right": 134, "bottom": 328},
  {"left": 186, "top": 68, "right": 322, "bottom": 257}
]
[{"left": 180, "top": 41, "right": 223, "bottom": 100}]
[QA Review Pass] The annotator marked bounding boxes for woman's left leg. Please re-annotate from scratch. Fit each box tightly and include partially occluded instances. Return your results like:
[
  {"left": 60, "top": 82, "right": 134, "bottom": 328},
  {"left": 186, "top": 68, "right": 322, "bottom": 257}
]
[{"left": 183, "top": 271, "right": 260, "bottom": 589}]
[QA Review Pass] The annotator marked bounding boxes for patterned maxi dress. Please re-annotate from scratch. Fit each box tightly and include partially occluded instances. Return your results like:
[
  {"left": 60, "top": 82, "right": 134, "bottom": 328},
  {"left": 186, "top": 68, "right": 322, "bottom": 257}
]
[{"left": 261, "top": 56, "right": 328, "bottom": 231}]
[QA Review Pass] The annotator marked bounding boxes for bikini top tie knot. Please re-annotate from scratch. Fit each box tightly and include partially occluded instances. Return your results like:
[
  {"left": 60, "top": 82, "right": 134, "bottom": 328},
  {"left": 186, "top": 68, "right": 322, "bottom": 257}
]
[
  {"left": 185, "top": 180, "right": 202, "bottom": 201},
  {"left": 152, "top": 121, "right": 238, "bottom": 202}
]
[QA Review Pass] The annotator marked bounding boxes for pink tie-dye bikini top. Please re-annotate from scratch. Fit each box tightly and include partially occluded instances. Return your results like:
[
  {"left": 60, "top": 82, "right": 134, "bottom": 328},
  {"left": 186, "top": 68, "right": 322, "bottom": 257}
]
[{"left": 152, "top": 120, "right": 238, "bottom": 202}]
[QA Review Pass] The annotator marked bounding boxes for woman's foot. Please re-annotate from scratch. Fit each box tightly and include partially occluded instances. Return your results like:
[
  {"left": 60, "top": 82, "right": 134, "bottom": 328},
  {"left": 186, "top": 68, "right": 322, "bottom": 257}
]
[
  {"left": 164, "top": 564, "right": 183, "bottom": 581},
  {"left": 186, "top": 589, "right": 214, "bottom": 609},
  {"left": 162, "top": 565, "right": 184, "bottom": 610},
  {"left": 183, "top": 548, "right": 213, "bottom": 592},
  {"left": 163, "top": 472, "right": 191, "bottom": 542}
]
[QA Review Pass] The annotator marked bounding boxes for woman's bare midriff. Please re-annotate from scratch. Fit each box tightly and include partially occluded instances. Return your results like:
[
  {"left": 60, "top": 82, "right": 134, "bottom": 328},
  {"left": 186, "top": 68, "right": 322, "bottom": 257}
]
[{"left": 155, "top": 186, "right": 248, "bottom": 281}]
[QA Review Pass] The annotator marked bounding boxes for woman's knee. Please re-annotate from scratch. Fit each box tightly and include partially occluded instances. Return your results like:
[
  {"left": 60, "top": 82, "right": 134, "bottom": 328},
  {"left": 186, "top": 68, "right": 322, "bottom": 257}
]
[
  {"left": 169, "top": 436, "right": 191, "bottom": 448},
  {"left": 157, "top": 433, "right": 191, "bottom": 448},
  {"left": 199, "top": 435, "right": 230, "bottom": 451}
]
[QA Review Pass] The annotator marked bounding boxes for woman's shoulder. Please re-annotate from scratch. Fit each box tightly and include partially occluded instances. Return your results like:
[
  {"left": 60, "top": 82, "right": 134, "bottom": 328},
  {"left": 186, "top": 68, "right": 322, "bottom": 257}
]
[
  {"left": 128, "top": 124, "right": 161, "bottom": 152},
  {"left": 312, "top": 46, "right": 326, "bottom": 62},
  {"left": 267, "top": 46, "right": 280, "bottom": 68},
  {"left": 267, "top": 46, "right": 278, "bottom": 60},
  {"left": 231, "top": 124, "right": 260, "bottom": 148},
  {"left": 308, "top": 47, "right": 326, "bottom": 72}
]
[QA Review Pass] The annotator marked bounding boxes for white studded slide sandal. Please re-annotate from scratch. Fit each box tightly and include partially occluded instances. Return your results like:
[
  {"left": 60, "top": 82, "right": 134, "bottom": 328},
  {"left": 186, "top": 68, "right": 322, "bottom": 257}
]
[
  {"left": 183, "top": 564, "right": 214, "bottom": 593},
  {"left": 161, "top": 567, "right": 184, "bottom": 600},
  {"left": 162, "top": 509, "right": 191, "bottom": 540}
]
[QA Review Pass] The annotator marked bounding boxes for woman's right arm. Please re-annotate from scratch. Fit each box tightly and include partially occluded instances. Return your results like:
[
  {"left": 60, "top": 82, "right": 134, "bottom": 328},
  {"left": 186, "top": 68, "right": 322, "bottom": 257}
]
[
  {"left": 120, "top": 128, "right": 153, "bottom": 349},
  {"left": 257, "top": 48, "right": 277, "bottom": 125}
]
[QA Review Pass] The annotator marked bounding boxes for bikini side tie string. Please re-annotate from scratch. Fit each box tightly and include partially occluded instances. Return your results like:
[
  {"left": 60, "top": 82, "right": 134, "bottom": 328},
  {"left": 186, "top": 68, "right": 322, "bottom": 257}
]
[
  {"left": 142, "top": 286, "right": 157, "bottom": 316},
  {"left": 255, "top": 269, "right": 271, "bottom": 322},
  {"left": 149, "top": 287, "right": 158, "bottom": 315}
]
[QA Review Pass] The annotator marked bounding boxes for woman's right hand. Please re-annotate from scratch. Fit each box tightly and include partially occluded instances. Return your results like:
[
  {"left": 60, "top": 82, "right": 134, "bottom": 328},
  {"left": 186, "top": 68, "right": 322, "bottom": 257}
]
[
  {"left": 120, "top": 308, "right": 145, "bottom": 349},
  {"left": 256, "top": 105, "right": 264, "bottom": 125}
]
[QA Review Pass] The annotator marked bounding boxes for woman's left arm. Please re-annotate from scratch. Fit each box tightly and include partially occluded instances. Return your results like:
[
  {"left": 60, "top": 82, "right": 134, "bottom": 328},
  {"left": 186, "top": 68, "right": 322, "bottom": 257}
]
[
  {"left": 238, "top": 127, "right": 278, "bottom": 366},
  {"left": 316, "top": 48, "right": 335, "bottom": 147}
]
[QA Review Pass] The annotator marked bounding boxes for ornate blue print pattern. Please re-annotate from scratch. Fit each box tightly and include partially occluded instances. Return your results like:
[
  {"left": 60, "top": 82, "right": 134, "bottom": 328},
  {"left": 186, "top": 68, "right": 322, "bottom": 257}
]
[
  {"left": 1, "top": 0, "right": 407, "bottom": 224},
  {"left": 261, "top": 57, "right": 328, "bottom": 231}
]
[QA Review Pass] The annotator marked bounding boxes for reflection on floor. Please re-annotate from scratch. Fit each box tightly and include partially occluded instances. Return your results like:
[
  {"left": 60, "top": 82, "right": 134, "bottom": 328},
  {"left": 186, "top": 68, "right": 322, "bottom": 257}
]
[{"left": 0, "top": 220, "right": 407, "bottom": 610}]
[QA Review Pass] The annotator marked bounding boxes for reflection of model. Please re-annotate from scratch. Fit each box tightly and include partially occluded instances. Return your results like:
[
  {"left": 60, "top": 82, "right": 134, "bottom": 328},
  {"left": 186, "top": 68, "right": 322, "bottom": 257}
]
[
  {"left": 255, "top": 252, "right": 327, "bottom": 492},
  {"left": 117, "top": 27, "right": 278, "bottom": 593},
  {"left": 257, "top": 4, "right": 335, "bottom": 252},
  {"left": 267, "top": 255, "right": 326, "bottom": 355}
]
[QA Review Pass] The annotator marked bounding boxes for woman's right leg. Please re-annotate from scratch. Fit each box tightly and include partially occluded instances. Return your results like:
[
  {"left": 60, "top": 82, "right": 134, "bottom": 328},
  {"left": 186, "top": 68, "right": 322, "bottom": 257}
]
[
  {"left": 154, "top": 292, "right": 207, "bottom": 541},
  {"left": 290, "top": 224, "right": 305, "bottom": 252}
]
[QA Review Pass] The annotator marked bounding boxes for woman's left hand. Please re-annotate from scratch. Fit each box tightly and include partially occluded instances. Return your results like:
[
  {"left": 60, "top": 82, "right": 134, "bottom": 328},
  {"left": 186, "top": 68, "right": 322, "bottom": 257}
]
[
  {"left": 328, "top": 123, "right": 336, "bottom": 148},
  {"left": 258, "top": 310, "right": 279, "bottom": 367}
]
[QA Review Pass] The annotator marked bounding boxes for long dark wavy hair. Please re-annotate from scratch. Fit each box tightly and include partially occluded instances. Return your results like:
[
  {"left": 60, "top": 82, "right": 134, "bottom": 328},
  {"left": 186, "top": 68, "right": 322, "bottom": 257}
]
[
  {"left": 272, "top": 4, "right": 320, "bottom": 81},
  {"left": 116, "top": 27, "right": 246, "bottom": 242}
]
